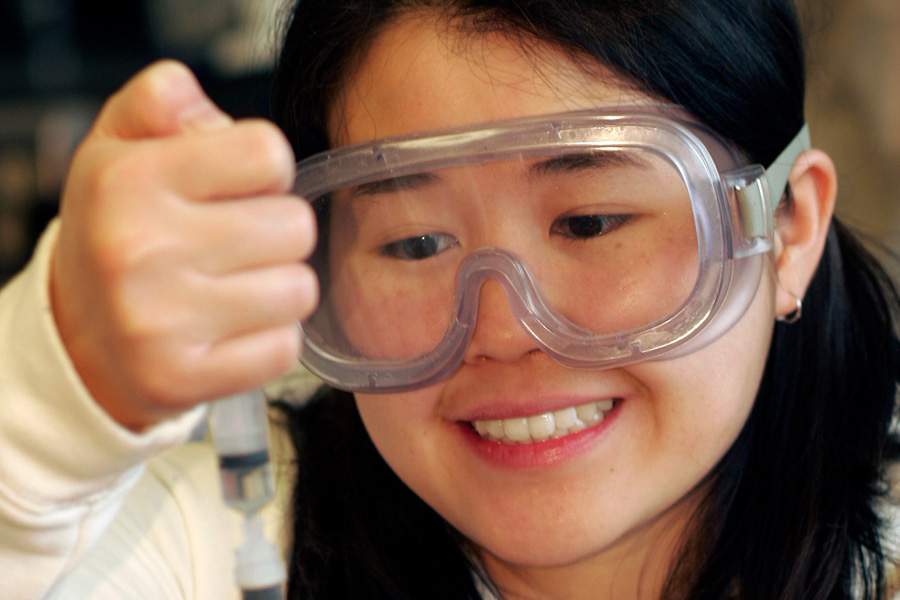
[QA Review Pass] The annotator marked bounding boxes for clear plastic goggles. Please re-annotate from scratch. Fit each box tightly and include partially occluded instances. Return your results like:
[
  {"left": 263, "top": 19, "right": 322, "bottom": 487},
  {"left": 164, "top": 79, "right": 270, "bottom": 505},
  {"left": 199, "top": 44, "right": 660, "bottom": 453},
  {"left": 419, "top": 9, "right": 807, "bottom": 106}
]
[{"left": 293, "top": 107, "right": 809, "bottom": 393}]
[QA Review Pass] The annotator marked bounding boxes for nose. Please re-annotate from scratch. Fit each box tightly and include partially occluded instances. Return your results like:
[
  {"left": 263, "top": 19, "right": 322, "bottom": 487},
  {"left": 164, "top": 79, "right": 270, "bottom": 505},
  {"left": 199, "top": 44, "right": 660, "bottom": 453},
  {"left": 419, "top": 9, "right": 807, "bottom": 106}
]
[{"left": 463, "top": 278, "right": 540, "bottom": 365}]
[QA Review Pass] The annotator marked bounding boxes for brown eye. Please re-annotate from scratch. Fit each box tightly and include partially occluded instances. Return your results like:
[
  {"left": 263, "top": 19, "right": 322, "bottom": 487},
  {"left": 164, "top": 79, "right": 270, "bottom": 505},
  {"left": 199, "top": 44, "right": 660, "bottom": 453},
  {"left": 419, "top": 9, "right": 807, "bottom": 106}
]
[
  {"left": 382, "top": 234, "right": 459, "bottom": 260},
  {"left": 552, "top": 214, "right": 634, "bottom": 239}
]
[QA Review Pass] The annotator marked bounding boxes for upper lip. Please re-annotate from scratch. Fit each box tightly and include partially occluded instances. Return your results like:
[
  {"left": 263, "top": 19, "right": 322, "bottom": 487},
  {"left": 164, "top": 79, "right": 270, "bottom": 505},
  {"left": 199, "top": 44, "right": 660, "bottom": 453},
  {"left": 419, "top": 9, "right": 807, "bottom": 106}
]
[
  {"left": 459, "top": 396, "right": 622, "bottom": 422},
  {"left": 439, "top": 365, "right": 632, "bottom": 423}
]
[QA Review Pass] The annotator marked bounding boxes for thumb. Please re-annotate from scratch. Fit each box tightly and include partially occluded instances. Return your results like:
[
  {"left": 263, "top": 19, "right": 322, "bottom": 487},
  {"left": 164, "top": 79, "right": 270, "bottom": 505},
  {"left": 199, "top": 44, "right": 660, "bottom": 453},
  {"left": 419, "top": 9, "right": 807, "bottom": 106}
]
[{"left": 92, "top": 60, "right": 232, "bottom": 140}]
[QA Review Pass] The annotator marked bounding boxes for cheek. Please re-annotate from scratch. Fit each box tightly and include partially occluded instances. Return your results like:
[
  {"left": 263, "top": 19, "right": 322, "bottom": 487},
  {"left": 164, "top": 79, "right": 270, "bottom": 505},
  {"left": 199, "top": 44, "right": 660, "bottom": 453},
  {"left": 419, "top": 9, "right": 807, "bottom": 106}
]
[
  {"left": 355, "top": 391, "right": 417, "bottom": 450},
  {"left": 354, "top": 387, "right": 448, "bottom": 488},
  {"left": 355, "top": 386, "right": 475, "bottom": 534},
  {"left": 326, "top": 255, "right": 453, "bottom": 360},
  {"left": 632, "top": 275, "right": 775, "bottom": 467}
]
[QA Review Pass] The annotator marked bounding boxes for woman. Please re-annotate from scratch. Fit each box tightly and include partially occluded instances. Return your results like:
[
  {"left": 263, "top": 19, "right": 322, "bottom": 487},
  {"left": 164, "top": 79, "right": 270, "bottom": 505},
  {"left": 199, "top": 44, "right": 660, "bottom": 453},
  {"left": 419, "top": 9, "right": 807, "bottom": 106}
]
[
  {"left": 268, "top": 1, "right": 900, "bottom": 598},
  {"left": 0, "top": 0, "right": 897, "bottom": 599}
]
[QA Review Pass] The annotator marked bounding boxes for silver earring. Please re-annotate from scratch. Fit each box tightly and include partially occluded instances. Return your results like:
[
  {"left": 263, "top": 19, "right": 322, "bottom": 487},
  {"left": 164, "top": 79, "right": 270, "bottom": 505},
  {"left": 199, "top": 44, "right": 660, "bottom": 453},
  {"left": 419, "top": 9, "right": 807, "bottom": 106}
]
[{"left": 777, "top": 294, "right": 802, "bottom": 324}]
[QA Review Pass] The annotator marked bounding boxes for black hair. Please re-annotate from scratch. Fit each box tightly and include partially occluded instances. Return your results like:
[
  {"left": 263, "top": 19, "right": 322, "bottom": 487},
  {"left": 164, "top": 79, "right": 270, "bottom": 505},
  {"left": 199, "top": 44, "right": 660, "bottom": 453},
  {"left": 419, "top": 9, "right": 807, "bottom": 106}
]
[
  {"left": 271, "top": 1, "right": 900, "bottom": 598},
  {"left": 666, "top": 217, "right": 900, "bottom": 599},
  {"left": 273, "top": 387, "right": 489, "bottom": 599},
  {"left": 272, "top": 0, "right": 805, "bottom": 165}
]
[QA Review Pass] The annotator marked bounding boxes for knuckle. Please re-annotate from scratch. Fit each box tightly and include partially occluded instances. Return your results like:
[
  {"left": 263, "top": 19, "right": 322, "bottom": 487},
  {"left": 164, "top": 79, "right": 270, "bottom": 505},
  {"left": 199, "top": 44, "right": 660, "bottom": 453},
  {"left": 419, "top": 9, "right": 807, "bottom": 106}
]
[
  {"left": 133, "top": 345, "right": 205, "bottom": 408},
  {"left": 146, "top": 59, "right": 194, "bottom": 85},
  {"left": 268, "top": 327, "right": 302, "bottom": 375},
  {"left": 292, "top": 199, "right": 319, "bottom": 253},
  {"left": 131, "top": 60, "right": 195, "bottom": 116},
  {"left": 131, "top": 72, "right": 168, "bottom": 113},
  {"left": 138, "top": 366, "right": 193, "bottom": 409},
  {"left": 88, "top": 218, "right": 155, "bottom": 281},
  {"left": 107, "top": 297, "right": 170, "bottom": 352},
  {"left": 240, "top": 120, "right": 295, "bottom": 186},
  {"left": 73, "top": 152, "right": 177, "bottom": 277},
  {"left": 287, "top": 263, "right": 320, "bottom": 320},
  {"left": 103, "top": 273, "right": 193, "bottom": 359},
  {"left": 89, "top": 239, "right": 129, "bottom": 280},
  {"left": 272, "top": 199, "right": 318, "bottom": 258},
  {"left": 81, "top": 147, "right": 153, "bottom": 208}
]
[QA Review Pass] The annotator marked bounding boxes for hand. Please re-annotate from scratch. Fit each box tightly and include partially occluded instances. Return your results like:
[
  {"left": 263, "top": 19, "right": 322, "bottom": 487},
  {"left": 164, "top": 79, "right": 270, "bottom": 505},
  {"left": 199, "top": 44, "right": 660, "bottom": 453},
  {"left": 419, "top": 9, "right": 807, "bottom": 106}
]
[{"left": 50, "top": 60, "right": 318, "bottom": 430}]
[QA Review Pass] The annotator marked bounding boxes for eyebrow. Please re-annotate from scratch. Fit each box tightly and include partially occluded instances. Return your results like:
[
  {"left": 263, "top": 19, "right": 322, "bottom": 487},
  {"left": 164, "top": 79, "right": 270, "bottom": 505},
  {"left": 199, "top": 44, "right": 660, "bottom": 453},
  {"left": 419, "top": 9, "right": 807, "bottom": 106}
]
[
  {"left": 350, "top": 172, "right": 441, "bottom": 197},
  {"left": 529, "top": 151, "right": 647, "bottom": 177},
  {"left": 346, "top": 151, "right": 647, "bottom": 199}
]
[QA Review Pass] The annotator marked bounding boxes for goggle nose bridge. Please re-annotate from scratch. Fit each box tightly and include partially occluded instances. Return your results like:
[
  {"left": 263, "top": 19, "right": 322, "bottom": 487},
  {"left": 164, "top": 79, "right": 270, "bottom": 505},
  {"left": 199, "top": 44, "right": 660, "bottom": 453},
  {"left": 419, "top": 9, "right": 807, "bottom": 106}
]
[{"left": 451, "top": 248, "right": 598, "bottom": 351}]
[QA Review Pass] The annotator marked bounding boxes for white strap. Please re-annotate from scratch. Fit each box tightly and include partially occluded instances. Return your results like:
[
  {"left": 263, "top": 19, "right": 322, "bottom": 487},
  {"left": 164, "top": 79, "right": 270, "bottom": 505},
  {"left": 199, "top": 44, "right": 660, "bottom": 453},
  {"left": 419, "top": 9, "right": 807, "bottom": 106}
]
[{"left": 765, "top": 123, "right": 810, "bottom": 210}]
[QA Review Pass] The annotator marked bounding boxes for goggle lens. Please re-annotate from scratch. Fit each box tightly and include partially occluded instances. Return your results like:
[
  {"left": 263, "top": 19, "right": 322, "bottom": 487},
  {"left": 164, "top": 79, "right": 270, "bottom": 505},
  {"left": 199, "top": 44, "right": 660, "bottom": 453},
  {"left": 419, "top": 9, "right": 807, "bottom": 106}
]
[
  {"left": 293, "top": 109, "right": 793, "bottom": 392},
  {"left": 307, "top": 147, "right": 699, "bottom": 363}
]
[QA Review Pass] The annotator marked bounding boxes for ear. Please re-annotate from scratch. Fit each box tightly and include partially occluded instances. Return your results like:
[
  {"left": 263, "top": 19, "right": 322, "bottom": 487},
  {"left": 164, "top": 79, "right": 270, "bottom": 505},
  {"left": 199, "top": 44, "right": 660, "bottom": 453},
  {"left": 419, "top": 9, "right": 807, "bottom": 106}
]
[{"left": 773, "top": 149, "right": 837, "bottom": 319}]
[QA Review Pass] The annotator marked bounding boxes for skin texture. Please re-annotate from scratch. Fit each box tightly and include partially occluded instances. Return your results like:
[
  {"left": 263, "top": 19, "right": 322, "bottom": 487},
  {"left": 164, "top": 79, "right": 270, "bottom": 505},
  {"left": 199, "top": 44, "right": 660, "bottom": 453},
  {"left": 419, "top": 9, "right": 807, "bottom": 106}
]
[{"left": 337, "top": 16, "right": 835, "bottom": 600}]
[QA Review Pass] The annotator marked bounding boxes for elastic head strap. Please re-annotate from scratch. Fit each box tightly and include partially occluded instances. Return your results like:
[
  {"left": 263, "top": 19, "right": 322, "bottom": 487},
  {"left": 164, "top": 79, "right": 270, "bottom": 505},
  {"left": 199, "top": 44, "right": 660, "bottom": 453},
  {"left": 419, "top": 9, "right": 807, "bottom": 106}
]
[{"left": 765, "top": 124, "right": 810, "bottom": 211}]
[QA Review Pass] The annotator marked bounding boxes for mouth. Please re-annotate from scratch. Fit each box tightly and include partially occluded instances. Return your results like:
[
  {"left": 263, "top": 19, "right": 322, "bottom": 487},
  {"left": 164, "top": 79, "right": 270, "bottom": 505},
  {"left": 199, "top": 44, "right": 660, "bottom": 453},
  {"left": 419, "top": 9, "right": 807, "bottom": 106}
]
[{"left": 470, "top": 398, "right": 619, "bottom": 444}]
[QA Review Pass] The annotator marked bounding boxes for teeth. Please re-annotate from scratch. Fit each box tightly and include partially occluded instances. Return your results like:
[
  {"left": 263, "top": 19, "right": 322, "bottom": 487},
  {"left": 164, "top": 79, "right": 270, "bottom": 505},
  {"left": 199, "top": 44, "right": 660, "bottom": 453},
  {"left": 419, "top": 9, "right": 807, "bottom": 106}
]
[
  {"left": 552, "top": 407, "right": 577, "bottom": 430},
  {"left": 471, "top": 399, "right": 618, "bottom": 444},
  {"left": 527, "top": 413, "right": 555, "bottom": 441},
  {"left": 486, "top": 420, "right": 504, "bottom": 438},
  {"left": 574, "top": 402, "right": 598, "bottom": 423},
  {"left": 504, "top": 418, "right": 530, "bottom": 442}
]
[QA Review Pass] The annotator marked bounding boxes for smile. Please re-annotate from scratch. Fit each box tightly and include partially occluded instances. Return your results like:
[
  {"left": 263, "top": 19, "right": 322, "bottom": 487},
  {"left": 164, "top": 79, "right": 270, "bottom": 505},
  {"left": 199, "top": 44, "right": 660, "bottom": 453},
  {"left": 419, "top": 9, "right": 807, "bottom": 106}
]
[{"left": 471, "top": 399, "right": 618, "bottom": 444}]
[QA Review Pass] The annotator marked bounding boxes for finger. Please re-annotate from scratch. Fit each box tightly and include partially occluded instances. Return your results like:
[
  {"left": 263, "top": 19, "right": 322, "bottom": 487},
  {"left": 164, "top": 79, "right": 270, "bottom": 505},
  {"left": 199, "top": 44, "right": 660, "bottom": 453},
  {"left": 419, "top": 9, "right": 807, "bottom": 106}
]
[
  {"left": 103, "top": 262, "right": 316, "bottom": 411},
  {"left": 187, "top": 324, "right": 303, "bottom": 404},
  {"left": 150, "top": 119, "right": 296, "bottom": 198},
  {"left": 183, "top": 196, "right": 317, "bottom": 274},
  {"left": 193, "top": 262, "right": 320, "bottom": 340},
  {"left": 92, "top": 60, "right": 232, "bottom": 140},
  {"left": 134, "top": 324, "right": 302, "bottom": 418}
]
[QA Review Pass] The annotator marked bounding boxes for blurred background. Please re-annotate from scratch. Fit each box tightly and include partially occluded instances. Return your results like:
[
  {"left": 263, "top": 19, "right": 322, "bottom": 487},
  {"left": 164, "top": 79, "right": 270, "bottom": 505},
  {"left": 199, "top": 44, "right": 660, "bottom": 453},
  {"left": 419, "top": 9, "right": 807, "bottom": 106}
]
[
  {"left": 0, "top": 0, "right": 282, "bottom": 283},
  {"left": 802, "top": 0, "right": 900, "bottom": 268},
  {"left": 0, "top": 0, "right": 898, "bottom": 284}
]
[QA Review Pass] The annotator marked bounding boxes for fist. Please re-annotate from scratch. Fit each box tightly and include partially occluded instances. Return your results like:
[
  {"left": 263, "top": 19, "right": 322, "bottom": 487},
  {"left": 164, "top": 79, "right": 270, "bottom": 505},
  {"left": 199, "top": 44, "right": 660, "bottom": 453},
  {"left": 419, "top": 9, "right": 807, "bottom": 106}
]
[{"left": 51, "top": 60, "right": 318, "bottom": 429}]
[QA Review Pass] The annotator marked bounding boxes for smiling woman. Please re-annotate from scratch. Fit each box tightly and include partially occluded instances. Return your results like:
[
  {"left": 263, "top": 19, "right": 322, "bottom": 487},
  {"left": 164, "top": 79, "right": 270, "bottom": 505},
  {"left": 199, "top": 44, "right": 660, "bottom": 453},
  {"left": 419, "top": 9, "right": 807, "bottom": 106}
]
[
  {"left": 270, "top": 2, "right": 900, "bottom": 599},
  {"left": 1, "top": 1, "right": 899, "bottom": 599},
  {"left": 288, "top": 18, "right": 778, "bottom": 594}
]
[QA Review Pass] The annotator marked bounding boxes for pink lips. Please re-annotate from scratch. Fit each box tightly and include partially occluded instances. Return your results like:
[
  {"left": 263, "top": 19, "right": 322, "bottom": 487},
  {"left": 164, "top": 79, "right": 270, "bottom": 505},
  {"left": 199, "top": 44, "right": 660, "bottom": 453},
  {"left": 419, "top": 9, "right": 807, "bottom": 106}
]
[{"left": 457, "top": 399, "right": 622, "bottom": 468}]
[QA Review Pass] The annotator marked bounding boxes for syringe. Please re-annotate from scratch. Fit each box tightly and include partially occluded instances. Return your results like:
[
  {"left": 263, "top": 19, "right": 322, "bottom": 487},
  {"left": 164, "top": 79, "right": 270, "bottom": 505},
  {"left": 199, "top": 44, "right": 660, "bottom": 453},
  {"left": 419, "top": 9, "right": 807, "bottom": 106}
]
[{"left": 210, "top": 390, "right": 285, "bottom": 599}]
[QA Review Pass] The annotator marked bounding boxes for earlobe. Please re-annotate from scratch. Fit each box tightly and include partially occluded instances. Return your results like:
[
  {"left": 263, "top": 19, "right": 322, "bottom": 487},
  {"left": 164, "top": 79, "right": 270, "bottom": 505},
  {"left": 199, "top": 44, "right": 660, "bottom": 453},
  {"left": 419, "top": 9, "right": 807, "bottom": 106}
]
[{"left": 773, "top": 149, "right": 837, "bottom": 320}]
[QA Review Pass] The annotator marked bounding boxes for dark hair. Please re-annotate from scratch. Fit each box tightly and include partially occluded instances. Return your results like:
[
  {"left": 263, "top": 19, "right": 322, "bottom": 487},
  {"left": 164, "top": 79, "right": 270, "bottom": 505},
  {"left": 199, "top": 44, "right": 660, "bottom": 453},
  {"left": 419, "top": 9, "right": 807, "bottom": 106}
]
[{"left": 271, "top": 1, "right": 900, "bottom": 598}]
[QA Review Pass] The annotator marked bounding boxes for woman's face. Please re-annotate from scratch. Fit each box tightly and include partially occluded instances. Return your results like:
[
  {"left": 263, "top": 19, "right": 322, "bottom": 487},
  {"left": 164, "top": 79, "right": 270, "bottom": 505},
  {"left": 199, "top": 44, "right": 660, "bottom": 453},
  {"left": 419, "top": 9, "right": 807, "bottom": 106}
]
[{"left": 328, "top": 15, "right": 775, "bottom": 594}]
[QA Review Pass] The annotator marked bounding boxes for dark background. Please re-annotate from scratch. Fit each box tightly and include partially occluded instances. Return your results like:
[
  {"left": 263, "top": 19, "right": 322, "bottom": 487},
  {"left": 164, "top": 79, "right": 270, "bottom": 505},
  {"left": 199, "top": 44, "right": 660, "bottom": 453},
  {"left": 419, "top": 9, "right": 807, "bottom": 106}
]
[{"left": 0, "top": 0, "right": 280, "bottom": 283}]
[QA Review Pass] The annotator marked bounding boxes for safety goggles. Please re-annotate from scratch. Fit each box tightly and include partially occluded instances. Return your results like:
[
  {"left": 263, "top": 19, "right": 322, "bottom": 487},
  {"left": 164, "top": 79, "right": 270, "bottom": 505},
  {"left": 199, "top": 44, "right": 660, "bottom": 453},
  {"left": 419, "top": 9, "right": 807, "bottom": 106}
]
[{"left": 293, "top": 107, "right": 809, "bottom": 393}]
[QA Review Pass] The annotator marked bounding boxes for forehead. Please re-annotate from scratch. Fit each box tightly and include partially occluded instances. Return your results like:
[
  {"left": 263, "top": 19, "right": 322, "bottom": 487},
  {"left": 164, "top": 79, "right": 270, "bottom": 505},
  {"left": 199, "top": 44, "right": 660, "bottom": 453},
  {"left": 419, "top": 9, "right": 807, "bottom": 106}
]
[{"left": 329, "top": 14, "right": 651, "bottom": 145}]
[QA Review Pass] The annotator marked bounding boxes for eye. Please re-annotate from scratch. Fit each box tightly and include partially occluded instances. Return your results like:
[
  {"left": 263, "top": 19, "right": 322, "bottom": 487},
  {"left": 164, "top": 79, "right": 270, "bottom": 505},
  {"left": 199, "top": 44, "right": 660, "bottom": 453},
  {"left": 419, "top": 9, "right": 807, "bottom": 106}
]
[
  {"left": 551, "top": 214, "right": 634, "bottom": 240},
  {"left": 381, "top": 234, "right": 459, "bottom": 260}
]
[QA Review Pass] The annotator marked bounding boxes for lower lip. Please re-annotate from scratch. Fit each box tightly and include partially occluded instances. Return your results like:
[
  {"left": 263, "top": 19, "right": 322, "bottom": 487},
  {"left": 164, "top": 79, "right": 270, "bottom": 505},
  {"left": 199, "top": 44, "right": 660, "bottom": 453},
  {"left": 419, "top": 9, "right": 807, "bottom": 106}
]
[{"left": 457, "top": 401, "right": 622, "bottom": 469}]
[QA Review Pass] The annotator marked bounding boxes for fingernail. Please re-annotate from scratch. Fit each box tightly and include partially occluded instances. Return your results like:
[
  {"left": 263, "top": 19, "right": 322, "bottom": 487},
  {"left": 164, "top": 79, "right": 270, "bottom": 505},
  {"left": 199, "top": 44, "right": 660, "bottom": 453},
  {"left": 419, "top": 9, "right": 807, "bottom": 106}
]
[{"left": 177, "top": 99, "right": 233, "bottom": 132}]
